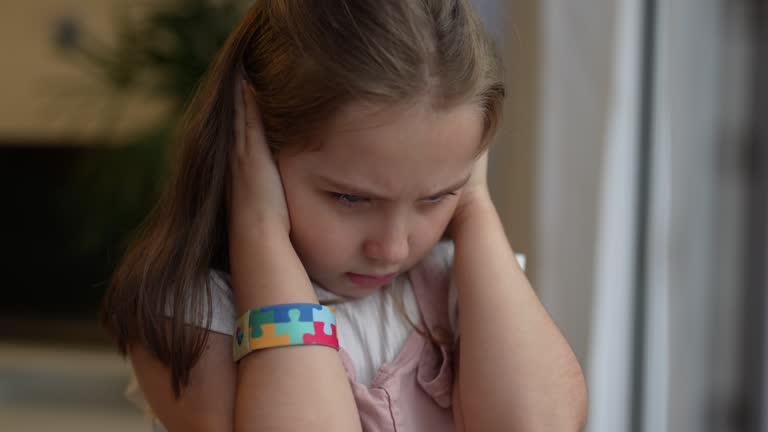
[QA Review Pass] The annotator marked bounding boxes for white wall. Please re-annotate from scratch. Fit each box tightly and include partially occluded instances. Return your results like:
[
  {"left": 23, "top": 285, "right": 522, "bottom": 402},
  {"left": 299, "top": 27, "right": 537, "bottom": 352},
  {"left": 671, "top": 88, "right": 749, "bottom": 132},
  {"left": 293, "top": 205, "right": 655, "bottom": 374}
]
[{"left": 535, "top": 0, "right": 617, "bottom": 374}]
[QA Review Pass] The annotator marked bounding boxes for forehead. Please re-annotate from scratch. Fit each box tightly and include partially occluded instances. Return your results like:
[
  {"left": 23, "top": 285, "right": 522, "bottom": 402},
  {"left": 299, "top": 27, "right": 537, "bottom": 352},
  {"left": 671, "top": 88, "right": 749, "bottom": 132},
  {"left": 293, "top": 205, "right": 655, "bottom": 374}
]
[{"left": 291, "top": 101, "right": 483, "bottom": 193}]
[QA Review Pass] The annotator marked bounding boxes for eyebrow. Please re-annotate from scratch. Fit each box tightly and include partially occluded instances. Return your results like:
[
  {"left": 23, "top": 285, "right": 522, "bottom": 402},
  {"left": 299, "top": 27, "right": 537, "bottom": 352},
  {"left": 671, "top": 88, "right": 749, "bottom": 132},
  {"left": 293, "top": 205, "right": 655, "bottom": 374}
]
[{"left": 315, "top": 174, "right": 472, "bottom": 201}]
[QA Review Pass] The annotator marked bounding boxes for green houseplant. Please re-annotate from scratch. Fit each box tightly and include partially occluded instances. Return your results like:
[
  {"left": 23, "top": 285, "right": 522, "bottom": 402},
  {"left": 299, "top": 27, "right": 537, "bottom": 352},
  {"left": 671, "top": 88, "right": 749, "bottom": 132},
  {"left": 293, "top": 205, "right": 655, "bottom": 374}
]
[{"left": 52, "top": 0, "right": 247, "bottom": 314}]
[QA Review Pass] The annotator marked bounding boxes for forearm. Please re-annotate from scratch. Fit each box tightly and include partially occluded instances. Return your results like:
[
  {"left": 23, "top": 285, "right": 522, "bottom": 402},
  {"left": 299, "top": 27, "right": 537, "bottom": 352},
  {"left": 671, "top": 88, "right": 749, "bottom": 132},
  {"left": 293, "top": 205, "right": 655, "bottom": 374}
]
[
  {"left": 230, "top": 224, "right": 361, "bottom": 432},
  {"left": 453, "top": 195, "right": 587, "bottom": 431}
]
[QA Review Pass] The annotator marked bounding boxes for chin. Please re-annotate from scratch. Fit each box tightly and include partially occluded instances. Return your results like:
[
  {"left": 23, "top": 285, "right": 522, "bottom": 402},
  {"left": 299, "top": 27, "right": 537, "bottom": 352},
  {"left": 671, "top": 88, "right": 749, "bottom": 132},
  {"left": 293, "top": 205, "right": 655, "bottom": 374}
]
[
  {"left": 332, "top": 283, "right": 380, "bottom": 299},
  {"left": 314, "top": 275, "right": 381, "bottom": 299}
]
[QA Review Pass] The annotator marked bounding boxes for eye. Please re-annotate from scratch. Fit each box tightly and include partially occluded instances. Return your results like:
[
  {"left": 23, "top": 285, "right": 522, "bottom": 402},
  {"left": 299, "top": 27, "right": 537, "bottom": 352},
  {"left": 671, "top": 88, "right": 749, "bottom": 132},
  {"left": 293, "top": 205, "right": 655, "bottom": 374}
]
[
  {"left": 330, "top": 192, "right": 370, "bottom": 208},
  {"left": 422, "top": 191, "right": 458, "bottom": 204}
]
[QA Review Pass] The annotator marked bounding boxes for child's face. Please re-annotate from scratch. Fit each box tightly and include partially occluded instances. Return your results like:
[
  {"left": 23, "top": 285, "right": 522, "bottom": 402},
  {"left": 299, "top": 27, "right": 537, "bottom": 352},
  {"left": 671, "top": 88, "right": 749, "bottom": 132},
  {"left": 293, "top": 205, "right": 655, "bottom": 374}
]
[{"left": 277, "top": 100, "right": 483, "bottom": 298}]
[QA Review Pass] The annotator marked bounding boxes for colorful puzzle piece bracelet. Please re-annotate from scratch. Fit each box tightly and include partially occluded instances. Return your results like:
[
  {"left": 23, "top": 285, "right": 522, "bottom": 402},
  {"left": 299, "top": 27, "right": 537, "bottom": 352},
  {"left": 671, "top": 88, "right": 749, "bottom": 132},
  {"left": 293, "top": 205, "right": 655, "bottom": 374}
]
[{"left": 233, "top": 303, "right": 339, "bottom": 362}]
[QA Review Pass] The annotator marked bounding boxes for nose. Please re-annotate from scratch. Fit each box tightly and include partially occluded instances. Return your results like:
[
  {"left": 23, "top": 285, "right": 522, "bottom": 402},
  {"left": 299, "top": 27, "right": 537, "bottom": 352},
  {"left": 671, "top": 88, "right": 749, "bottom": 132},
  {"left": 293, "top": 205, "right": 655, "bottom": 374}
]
[{"left": 363, "top": 220, "right": 410, "bottom": 268}]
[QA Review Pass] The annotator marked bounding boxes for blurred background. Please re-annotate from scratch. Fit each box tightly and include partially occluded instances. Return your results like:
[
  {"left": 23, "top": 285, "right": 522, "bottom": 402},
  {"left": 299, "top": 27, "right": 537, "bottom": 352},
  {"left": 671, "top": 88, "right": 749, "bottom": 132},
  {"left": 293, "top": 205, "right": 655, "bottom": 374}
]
[{"left": 0, "top": 0, "right": 765, "bottom": 431}]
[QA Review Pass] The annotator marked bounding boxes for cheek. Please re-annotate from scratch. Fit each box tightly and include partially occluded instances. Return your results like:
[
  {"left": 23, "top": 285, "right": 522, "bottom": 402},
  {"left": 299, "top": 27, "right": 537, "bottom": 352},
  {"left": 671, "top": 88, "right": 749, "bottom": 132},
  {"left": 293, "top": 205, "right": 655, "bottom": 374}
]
[
  {"left": 284, "top": 188, "right": 355, "bottom": 265},
  {"left": 428, "top": 199, "right": 459, "bottom": 231},
  {"left": 408, "top": 204, "right": 457, "bottom": 258}
]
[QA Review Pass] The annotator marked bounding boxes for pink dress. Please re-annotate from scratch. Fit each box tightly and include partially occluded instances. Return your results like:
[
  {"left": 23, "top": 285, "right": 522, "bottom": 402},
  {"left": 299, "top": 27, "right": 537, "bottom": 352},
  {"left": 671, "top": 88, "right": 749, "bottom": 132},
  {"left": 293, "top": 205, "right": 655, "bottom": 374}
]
[{"left": 339, "top": 252, "right": 459, "bottom": 431}]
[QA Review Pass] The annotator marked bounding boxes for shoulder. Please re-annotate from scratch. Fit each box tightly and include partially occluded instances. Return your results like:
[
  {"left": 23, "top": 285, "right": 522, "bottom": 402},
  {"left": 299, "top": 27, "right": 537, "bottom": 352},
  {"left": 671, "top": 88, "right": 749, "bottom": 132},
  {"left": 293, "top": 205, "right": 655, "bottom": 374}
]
[
  {"left": 431, "top": 239, "right": 455, "bottom": 268},
  {"left": 157, "top": 269, "right": 237, "bottom": 335},
  {"left": 418, "top": 239, "right": 527, "bottom": 275},
  {"left": 415, "top": 240, "right": 526, "bottom": 339},
  {"left": 199, "top": 269, "right": 334, "bottom": 335},
  {"left": 203, "top": 269, "right": 237, "bottom": 335},
  {"left": 404, "top": 240, "right": 455, "bottom": 308},
  {"left": 421, "top": 239, "right": 527, "bottom": 270},
  {"left": 413, "top": 239, "right": 455, "bottom": 279}
]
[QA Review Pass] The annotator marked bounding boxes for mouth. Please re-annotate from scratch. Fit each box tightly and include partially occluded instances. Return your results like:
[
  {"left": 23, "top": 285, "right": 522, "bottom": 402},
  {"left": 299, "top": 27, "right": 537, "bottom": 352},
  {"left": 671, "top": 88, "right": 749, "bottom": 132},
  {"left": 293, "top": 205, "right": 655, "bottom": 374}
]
[{"left": 345, "top": 272, "right": 398, "bottom": 287}]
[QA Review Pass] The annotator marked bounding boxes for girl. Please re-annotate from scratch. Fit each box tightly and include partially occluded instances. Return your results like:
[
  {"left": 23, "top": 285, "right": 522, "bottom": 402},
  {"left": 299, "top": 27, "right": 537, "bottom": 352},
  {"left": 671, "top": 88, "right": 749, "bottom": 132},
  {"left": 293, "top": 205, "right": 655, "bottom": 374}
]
[{"left": 102, "top": 1, "right": 587, "bottom": 431}]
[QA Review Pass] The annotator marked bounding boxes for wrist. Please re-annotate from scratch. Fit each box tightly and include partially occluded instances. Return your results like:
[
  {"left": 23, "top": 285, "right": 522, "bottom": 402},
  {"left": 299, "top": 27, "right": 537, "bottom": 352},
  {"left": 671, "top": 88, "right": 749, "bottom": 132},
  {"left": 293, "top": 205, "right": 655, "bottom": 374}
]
[
  {"left": 230, "top": 208, "right": 290, "bottom": 237},
  {"left": 231, "top": 216, "right": 289, "bottom": 244},
  {"left": 229, "top": 223, "right": 316, "bottom": 313}
]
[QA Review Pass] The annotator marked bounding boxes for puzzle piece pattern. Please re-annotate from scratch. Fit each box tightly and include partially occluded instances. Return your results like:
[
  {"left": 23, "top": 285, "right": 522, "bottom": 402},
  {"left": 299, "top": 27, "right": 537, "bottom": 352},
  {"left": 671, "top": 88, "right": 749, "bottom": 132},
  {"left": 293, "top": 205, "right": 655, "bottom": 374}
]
[
  {"left": 247, "top": 308, "right": 275, "bottom": 338},
  {"left": 235, "top": 304, "right": 339, "bottom": 359},
  {"left": 274, "top": 309, "right": 315, "bottom": 344},
  {"left": 312, "top": 306, "right": 336, "bottom": 335},
  {"left": 260, "top": 303, "right": 322, "bottom": 323},
  {"left": 251, "top": 323, "right": 291, "bottom": 350},
  {"left": 303, "top": 321, "right": 339, "bottom": 350}
]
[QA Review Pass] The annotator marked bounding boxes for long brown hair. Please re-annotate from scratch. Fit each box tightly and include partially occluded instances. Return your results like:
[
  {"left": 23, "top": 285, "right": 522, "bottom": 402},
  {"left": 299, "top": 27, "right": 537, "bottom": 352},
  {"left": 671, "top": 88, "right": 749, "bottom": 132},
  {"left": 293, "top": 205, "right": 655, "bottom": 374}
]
[{"left": 101, "top": 0, "right": 505, "bottom": 396}]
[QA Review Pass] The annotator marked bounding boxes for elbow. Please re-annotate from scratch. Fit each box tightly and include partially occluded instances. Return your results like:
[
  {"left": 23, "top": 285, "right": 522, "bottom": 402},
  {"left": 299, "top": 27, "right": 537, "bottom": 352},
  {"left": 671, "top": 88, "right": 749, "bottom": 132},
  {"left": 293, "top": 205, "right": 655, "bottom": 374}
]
[
  {"left": 567, "top": 397, "right": 589, "bottom": 432},
  {"left": 531, "top": 362, "right": 589, "bottom": 432},
  {"left": 550, "top": 348, "right": 589, "bottom": 431},
  {"left": 563, "top": 364, "right": 589, "bottom": 431}
]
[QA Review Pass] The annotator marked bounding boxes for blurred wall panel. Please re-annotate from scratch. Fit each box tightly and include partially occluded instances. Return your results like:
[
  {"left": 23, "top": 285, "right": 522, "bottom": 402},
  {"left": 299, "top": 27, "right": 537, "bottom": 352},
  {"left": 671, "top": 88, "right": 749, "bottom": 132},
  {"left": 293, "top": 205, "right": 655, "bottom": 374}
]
[
  {"left": 536, "top": 0, "right": 617, "bottom": 378},
  {"left": 749, "top": 1, "right": 768, "bottom": 430},
  {"left": 491, "top": 0, "right": 539, "bottom": 286}
]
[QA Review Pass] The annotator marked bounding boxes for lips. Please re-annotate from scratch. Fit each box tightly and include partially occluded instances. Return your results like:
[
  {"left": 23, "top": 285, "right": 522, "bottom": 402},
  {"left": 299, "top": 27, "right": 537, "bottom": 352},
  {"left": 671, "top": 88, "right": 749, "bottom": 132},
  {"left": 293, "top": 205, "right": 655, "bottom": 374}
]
[{"left": 346, "top": 272, "right": 398, "bottom": 287}]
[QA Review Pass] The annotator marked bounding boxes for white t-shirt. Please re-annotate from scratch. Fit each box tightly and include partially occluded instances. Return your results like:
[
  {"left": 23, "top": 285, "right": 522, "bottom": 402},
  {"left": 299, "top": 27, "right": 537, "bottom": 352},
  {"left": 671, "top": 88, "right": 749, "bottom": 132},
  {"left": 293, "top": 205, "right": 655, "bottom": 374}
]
[{"left": 208, "top": 268, "right": 434, "bottom": 385}]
